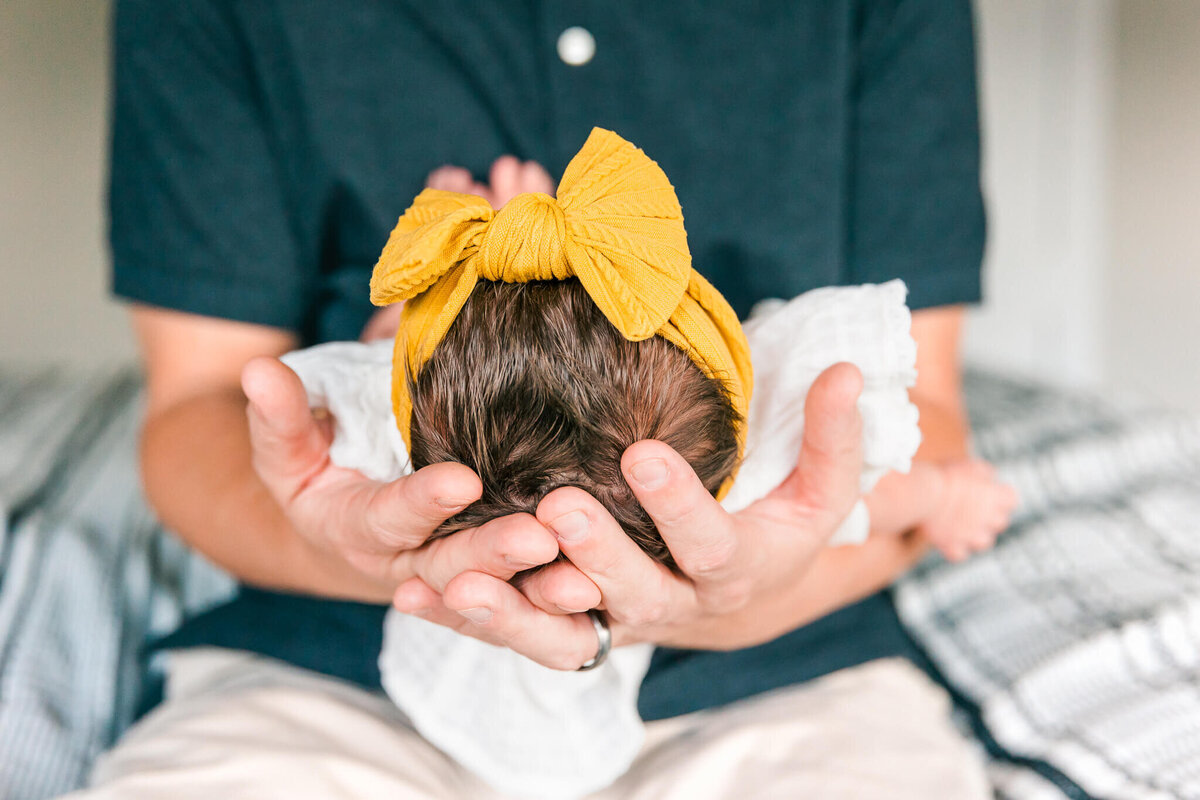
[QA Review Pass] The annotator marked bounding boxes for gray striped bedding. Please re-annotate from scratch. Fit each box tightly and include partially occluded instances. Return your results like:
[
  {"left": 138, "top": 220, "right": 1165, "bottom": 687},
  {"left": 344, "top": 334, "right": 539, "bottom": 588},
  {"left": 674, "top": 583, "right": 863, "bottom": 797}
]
[
  {"left": 1, "top": 366, "right": 1198, "bottom": 799},
  {"left": 898, "top": 371, "right": 1200, "bottom": 800},
  {"left": 0, "top": 368, "right": 232, "bottom": 800}
]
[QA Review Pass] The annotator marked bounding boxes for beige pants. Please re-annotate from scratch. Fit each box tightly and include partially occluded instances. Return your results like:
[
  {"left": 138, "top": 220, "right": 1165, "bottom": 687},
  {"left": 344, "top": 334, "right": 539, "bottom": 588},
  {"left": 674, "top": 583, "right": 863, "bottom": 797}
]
[{"left": 67, "top": 650, "right": 989, "bottom": 800}]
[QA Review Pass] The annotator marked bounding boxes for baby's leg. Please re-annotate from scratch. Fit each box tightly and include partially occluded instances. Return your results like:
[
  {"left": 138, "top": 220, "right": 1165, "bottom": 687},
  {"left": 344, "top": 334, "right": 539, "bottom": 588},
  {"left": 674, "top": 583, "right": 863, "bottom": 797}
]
[
  {"left": 864, "top": 460, "right": 1017, "bottom": 561},
  {"left": 863, "top": 462, "right": 947, "bottom": 539}
]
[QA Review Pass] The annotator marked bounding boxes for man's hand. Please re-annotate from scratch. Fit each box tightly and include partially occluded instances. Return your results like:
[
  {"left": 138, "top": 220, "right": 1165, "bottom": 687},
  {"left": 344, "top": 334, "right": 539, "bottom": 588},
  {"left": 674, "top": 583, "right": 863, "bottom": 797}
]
[
  {"left": 241, "top": 356, "right": 562, "bottom": 598},
  {"left": 133, "top": 304, "right": 564, "bottom": 603},
  {"left": 391, "top": 363, "right": 865, "bottom": 668}
]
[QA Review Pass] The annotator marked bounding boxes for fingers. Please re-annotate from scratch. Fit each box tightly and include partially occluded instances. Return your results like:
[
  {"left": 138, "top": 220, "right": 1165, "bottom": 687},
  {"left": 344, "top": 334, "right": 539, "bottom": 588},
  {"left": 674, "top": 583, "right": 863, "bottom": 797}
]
[
  {"left": 441, "top": 572, "right": 602, "bottom": 670},
  {"left": 775, "top": 362, "right": 864, "bottom": 523},
  {"left": 392, "top": 577, "right": 485, "bottom": 637},
  {"left": 428, "top": 158, "right": 556, "bottom": 209},
  {"left": 998, "top": 481, "right": 1020, "bottom": 513},
  {"left": 519, "top": 160, "right": 556, "bottom": 196},
  {"left": 489, "top": 156, "right": 522, "bottom": 207},
  {"left": 537, "top": 485, "right": 687, "bottom": 624},
  {"left": 518, "top": 560, "right": 602, "bottom": 614},
  {"left": 617, "top": 441, "right": 743, "bottom": 590},
  {"left": 393, "top": 577, "right": 456, "bottom": 621},
  {"left": 359, "top": 304, "right": 403, "bottom": 342},
  {"left": 400, "top": 512, "right": 559, "bottom": 591},
  {"left": 359, "top": 461, "right": 483, "bottom": 555},
  {"left": 940, "top": 542, "right": 970, "bottom": 563},
  {"left": 243, "top": 356, "right": 331, "bottom": 501},
  {"left": 426, "top": 165, "right": 492, "bottom": 200}
]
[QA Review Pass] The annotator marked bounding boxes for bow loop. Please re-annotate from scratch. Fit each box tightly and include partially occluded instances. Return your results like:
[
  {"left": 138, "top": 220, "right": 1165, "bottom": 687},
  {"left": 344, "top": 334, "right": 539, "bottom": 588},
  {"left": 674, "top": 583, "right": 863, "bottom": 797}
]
[
  {"left": 558, "top": 129, "right": 691, "bottom": 339},
  {"left": 369, "top": 189, "right": 493, "bottom": 306}
]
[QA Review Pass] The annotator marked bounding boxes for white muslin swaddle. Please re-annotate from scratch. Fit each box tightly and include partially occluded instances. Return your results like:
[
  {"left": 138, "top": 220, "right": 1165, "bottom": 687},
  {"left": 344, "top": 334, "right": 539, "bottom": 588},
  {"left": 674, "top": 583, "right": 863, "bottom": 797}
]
[{"left": 280, "top": 280, "right": 919, "bottom": 799}]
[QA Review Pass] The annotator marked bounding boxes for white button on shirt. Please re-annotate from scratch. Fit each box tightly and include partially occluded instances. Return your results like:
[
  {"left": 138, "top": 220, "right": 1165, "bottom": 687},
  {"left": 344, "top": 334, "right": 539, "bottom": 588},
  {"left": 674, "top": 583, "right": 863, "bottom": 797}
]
[{"left": 556, "top": 26, "right": 596, "bottom": 66}]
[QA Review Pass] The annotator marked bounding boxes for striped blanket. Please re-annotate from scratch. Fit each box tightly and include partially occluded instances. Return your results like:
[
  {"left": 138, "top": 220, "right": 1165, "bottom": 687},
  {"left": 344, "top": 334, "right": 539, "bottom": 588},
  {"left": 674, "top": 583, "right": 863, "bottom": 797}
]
[
  {"left": 2, "top": 366, "right": 1199, "bottom": 799},
  {"left": 0, "top": 368, "right": 232, "bottom": 800},
  {"left": 898, "top": 371, "right": 1200, "bottom": 800}
]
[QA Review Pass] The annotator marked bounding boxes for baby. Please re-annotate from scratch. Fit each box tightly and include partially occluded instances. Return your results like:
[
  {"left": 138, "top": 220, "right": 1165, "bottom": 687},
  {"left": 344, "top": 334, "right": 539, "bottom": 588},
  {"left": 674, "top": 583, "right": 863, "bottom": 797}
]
[{"left": 289, "top": 129, "right": 1014, "bottom": 798}]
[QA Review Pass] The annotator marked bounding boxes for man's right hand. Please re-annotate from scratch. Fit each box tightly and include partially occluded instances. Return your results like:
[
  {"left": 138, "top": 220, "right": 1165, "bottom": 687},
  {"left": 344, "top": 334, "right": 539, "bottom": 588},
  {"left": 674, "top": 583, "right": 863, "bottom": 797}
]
[
  {"left": 134, "top": 305, "right": 561, "bottom": 603},
  {"left": 240, "top": 356, "right": 561, "bottom": 596}
]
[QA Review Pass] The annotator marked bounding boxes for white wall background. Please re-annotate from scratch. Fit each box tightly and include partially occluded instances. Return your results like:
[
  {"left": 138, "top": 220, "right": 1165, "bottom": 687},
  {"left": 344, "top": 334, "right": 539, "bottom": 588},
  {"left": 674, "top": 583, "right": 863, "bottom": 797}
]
[
  {"left": 1107, "top": 1, "right": 1200, "bottom": 412},
  {"left": 2, "top": 1, "right": 1199, "bottom": 409},
  {"left": 965, "top": 0, "right": 1113, "bottom": 389},
  {"left": 0, "top": 1, "right": 133, "bottom": 367}
]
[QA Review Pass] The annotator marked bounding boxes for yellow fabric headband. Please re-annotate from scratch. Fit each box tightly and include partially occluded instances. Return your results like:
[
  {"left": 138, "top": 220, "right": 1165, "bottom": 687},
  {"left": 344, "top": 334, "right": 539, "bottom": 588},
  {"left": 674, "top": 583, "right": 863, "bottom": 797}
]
[{"left": 370, "top": 128, "right": 753, "bottom": 496}]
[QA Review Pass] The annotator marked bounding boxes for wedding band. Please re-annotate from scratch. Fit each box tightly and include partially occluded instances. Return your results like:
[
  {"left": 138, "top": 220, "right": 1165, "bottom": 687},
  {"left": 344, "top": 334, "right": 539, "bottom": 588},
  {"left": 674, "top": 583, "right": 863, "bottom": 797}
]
[{"left": 576, "top": 609, "right": 612, "bottom": 671}]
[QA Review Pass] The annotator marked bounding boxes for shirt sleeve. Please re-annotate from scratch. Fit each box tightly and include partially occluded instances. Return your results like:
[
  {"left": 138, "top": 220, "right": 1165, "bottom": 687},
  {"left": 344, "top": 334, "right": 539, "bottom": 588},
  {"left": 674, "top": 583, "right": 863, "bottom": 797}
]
[
  {"left": 109, "top": 0, "right": 314, "bottom": 331},
  {"left": 846, "top": 0, "right": 986, "bottom": 311}
]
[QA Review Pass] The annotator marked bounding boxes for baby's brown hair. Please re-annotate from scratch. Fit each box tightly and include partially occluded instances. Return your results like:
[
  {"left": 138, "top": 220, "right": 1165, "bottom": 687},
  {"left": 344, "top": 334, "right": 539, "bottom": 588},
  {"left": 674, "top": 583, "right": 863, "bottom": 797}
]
[{"left": 407, "top": 279, "right": 741, "bottom": 568}]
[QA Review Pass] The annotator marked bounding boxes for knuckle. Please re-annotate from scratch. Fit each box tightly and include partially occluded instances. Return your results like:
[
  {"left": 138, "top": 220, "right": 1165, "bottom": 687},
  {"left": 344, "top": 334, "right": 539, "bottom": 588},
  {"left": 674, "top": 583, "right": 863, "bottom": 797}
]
[
  {"left": 401, "top": 477, "right": 445, "bottom": 525},
  {"left": 365, "top": 491, "right": 420, "bottom": 550},
  {"left": 677, "top": 537, "right": 737, "bottom": 579},
  {"left": 491, "top": 513, "right": 538, "bottom": 548},
  {"left": 656, "top": 504, "right": 701, "bottom": 530},
  {"left": 416, "top": 535, "right": 453, "bottom": 578},
  {"left": 711, "top": 578, "right": 753, "bottom": 612},
  {"left": 621, "top": 597, "right": 669, "bottom": 628},
  {"left": 549, "top": 647, "right": 589, "bottom": 672},
  {"left": 651, "top": 485, "right": 708, "bottom": 528}
]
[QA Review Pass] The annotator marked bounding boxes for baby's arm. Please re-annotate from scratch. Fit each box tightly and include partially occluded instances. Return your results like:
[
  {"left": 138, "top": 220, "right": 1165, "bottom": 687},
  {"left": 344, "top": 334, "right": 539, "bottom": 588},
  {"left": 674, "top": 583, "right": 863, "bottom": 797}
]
[{"left": 865, "top": 460, "right": 1018, "bottom": 562}]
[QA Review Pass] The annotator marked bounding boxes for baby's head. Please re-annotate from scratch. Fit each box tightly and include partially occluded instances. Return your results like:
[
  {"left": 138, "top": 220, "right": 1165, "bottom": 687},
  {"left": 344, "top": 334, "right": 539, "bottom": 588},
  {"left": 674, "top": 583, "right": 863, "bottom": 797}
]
[
  {"left": 372, "top": 129, "right": 753, "bottom": 569},
  {"left": 407, "top": 279, "right": 741, "bottom": 568}
]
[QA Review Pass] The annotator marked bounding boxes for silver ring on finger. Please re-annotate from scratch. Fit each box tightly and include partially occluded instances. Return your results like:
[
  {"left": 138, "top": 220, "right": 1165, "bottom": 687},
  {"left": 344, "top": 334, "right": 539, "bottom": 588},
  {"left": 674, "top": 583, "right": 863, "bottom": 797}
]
[{"left": 576, "top": 609, "right": 612, "bottom": 671}]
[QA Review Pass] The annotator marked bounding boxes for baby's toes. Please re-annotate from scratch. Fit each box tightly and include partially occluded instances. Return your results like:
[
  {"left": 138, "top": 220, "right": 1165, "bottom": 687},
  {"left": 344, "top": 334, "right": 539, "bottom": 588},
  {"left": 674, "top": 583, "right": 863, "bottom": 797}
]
[
  {"left": 971, "top": 527, "right": 1000, "bottom": 550},
  {"left": 427, "top": 165, "right": 475, "bottom": 192},
  {"left": 999, "top": 482, "right": 1020, "bottom": 511},
  {"left": 940, "top": 542, "right": 969, "bottom": 563},
  {"left": 488, "top": 155, "right": 523, "bottom": 204},
  {"left": 519, "top": 160, "right": 556, "bottom": 196}
]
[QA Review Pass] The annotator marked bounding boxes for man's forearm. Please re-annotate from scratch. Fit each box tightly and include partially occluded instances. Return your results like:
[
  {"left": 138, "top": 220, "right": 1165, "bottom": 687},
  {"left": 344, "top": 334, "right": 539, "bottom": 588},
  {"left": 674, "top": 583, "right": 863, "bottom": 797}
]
[{"left": 141, "top": 389, "right": 393, "bottom": 602}]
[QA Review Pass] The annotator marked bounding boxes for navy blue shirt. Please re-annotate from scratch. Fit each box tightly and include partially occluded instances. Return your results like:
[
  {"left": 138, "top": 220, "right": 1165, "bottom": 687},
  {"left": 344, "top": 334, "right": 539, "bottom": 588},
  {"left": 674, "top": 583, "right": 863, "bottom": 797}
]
[{"left": 112, "top": 0, "right": 984, "bottom": 720}]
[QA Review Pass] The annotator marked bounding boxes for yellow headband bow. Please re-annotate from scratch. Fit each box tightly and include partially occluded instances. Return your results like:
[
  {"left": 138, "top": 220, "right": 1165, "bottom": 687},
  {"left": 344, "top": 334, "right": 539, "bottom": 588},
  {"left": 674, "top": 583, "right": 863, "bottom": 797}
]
[{"left": 370, "top": 128, "right": 753, "bottom": 496}]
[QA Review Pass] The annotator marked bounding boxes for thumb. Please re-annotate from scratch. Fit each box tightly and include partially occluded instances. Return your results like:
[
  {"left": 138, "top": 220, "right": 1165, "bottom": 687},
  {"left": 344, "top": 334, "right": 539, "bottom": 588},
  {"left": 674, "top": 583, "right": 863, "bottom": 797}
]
[
  {"left": 772, "top": 362, "right": 864, "bottom": 524},
  {"left": 242, "top": 356, "right": 331, "bottom": 502}
]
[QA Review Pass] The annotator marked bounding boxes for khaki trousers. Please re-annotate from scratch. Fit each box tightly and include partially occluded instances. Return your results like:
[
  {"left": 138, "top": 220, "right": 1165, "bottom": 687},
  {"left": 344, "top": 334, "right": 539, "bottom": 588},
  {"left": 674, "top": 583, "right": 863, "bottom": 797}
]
[{"left": 67, "top": 650, "right": 989, "bottom": 800}]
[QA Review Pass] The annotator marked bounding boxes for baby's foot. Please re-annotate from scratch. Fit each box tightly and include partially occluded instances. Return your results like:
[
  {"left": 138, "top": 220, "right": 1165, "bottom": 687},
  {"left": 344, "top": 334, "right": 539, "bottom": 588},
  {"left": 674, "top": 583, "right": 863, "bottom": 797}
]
[{"left": 919, "top": 459, "right": 1018, "bottom": 562}]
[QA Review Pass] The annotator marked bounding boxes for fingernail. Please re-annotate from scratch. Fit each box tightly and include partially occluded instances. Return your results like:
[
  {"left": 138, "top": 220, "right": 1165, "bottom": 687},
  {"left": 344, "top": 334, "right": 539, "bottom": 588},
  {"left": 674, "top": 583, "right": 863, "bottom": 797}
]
[
  {"left": 436, "top": 496, "right": 473, "bottom": 510},
  {"left": 459, "top": 607, "right": 493, "bottom": 625},
  {"left": 555, "top": 603, "right": 588, "bottom": 614},
  {"left": 630, "top": 458, "right": 668, "bottom": 489},
  {"left": 549, "top": 510, "right": 589, "bottom": 543}
]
